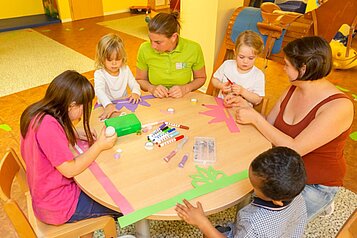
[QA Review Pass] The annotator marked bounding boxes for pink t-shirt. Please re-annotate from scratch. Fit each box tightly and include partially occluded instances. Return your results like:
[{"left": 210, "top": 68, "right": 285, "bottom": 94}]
[{"left": 21, "top": 115, "right": 80, "bottom": 225}]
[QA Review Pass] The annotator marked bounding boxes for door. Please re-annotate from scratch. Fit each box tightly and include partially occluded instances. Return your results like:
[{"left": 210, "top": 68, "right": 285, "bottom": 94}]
[{"left": 70, "top": 0, "right": 103, "bottom": 21}]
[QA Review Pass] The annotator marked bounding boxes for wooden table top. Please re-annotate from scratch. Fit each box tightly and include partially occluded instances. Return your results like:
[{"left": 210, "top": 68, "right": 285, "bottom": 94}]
[{"left": 74, "top": 92, "right": 271, "bottom": 220}]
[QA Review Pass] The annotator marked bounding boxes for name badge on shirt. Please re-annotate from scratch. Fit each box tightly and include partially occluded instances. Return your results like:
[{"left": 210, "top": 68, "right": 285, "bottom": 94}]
[{"left": 176, "top": 62, "right": 187, "bottom": 70}]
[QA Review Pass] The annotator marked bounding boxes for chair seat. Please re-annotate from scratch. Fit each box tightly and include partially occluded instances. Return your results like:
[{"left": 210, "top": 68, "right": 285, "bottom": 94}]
[{"left": 26, "top": 192, "right": 117, "bottom": 238}]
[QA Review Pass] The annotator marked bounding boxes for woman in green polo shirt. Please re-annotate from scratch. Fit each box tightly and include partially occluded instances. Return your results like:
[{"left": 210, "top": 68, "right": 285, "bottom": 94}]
[{"left": 136, "top": 12, "right": 207, "bottom": 98}]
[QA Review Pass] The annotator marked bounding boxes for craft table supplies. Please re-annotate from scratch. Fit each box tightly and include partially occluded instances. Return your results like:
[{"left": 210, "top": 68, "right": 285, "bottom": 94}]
[
  {"left": 163, "top": 136, "right": 189, "bottom": 162},
  {"left": 114, "top": 148, "right": 122, "bottom": 159},
  {"left": 159, "top": 135, "right": 184, "bottom": 148},
  {"left": 193, "top": 137, "right": 217, "bottom": 164},
  {"left": 141, "top": 120, "right": 165, "bottom": 132},
  {"left": 164, "top": 122, "right": 189, "bottom": 130},
  {"left": 178, "top": 154, "right": 189, "bottom": 168}
]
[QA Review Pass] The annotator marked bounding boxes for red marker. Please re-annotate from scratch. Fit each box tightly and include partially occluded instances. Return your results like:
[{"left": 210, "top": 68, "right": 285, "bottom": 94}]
[{"left": 158, "top": 135, "right": 184, "bottom": 147}]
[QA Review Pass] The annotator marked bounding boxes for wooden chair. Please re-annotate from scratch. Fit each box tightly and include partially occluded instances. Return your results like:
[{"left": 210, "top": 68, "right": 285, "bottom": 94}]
[
  {"left": 0, "top": 147, "right": 117, "bottom": 238},
  {"left": 336, "top": 209, "right": 357, "bottom": 238}
]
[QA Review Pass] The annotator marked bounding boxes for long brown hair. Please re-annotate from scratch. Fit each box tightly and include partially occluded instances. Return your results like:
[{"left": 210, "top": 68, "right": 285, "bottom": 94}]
[{"left": 20, "top": 70, "right": 95, "bottom": 146}]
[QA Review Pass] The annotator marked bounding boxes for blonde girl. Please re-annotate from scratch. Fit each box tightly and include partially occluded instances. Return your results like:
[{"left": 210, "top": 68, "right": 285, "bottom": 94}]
[
  {"left": 211, "top": 30, "right": 265, "bottom": 106},
  {"left": 95, "top": 33, "right": 141, "bottom": 120}
]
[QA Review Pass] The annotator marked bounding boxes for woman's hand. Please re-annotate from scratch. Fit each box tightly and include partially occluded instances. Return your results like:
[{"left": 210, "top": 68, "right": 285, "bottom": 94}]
[
  {"left": 128, "top": 93, "right": 142, "bottom": 104},
  {"left": 235, "top": 105, "right": 260, "bottom": 125},
  {"left": 175, "top": 199, "right": 206, "bottom": 227},
  {"left": 95, "top": 126, "right": 117, "bottom": 151},
  {"left": 168, "top": 85, "right": 189, "bottom": 98},
  {"left": 99, "top": 104, "right": 118, "bottom": 120},
  {"left": 151, "top": 85, "right": 169, "bottom": 98}
]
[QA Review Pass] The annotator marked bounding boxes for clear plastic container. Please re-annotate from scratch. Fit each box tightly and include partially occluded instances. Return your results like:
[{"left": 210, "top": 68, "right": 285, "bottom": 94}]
[{"left": 193, "top": 137, "right": 216, "bottom": 164}]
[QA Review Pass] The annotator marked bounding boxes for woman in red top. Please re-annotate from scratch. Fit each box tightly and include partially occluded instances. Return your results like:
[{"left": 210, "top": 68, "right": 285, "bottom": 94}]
[{"left": 229, "top": 36, "right": 354, "bottom": 221}]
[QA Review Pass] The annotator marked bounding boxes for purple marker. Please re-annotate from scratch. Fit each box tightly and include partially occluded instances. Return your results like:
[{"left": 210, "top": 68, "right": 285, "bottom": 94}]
[{"left": 178, "top": 154, "right": 189, "bottom": 168}]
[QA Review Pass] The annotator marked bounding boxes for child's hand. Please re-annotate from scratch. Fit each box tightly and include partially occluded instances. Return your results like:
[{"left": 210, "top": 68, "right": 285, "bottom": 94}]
[
  {"left": 99, "top": 104, "right": 118, "bottom": 120},
  {"left": 231, "top": 84, "right": 243, "bottom": 96},
  {"left": 175, "top": 199, "right": 206, "bottom": 227},
  {"left": 168, "top": 85, "right": 189, "bottom": 98},
  {"left": 95, "top": 126, "right": 117, "bottom": 151},
  {"left": 151, "top": 85, "right": 169, "bottom": 98},
  {"left": 221, "top": 82, "right": 232, "bottom": 94},
  {"left": 224, "top": 95, "right": 249, "bottom": 108},
  {"left": 128, "top": 93, "right": 142, "bottom": 104}
]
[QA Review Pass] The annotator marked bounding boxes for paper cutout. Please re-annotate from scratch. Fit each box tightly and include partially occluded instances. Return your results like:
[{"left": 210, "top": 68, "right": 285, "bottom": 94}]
[
  {"left": 94, "top": 95, "right": 155, "bottom": 112},
  {"left": 190, "top": 166, "right": 226, "bottom": 188},
  {"left": 199, "top": 97, "right": 240, "bottom": 133},
  {"left": 117, "top": 166, "right": 248, "bottom": 227},
  {"left": 0, "top": 124, "right": 12, "bottom": 131},
  {"left": 89, "top": 162, "right": 134, "bottom": 214},
  {"left": 335, "top": 85, "right": 350, "bottom": 92},
  {"left": 75, "top": 140, "right": 134, "bottom": 214},
  {"left": 349, "top": 131, "right": 357, "bottom": 141}
]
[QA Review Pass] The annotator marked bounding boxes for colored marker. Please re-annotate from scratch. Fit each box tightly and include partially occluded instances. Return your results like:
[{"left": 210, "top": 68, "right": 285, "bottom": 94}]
[
  {"left": 163, "top": 150, "right": 177, "bottom": 162},
  {"left": 162, "top": 136, "right": 189, "bottom": 162},
  {"left": 159, "top": 135, "right": 184, "bottom": 147},
  {"left": 155, "top": 131, "right": 180, "bottom": 144},
  {"left": 164, "top": 122, "right": 189, "bottom": 130},
  {"left": 178, "top": 154, "right": 189, "bottom": 168}
]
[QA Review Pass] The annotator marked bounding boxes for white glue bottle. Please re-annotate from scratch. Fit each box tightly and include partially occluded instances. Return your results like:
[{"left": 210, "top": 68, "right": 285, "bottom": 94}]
[{"left": 105, "top": 126, "right": 116, "bottom": 137}]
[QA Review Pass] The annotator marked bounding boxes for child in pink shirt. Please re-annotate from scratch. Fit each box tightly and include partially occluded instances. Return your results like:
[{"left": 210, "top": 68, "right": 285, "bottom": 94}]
[{"left": 20, "top": 70, "right": 121, "bottom": 226}]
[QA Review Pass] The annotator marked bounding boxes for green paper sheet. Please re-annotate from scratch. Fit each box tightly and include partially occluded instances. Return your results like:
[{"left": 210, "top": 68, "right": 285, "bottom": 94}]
[
  {"left": 117, "top": 169, "right": 248, "bottom": 227},
  {"left": 335, "top": 85, "right": 350, "bottom": 92},
  {"left": 0, "top": 124, "right": 12, "bottom": 131},
  {"left": 349, "top": 131, "right": 357, "bottom": 141}
]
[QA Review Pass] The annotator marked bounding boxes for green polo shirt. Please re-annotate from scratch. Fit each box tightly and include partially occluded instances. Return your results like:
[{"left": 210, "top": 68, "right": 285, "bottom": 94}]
[{"left": 136, "top": 37, "right": 205, "bottom": 88}]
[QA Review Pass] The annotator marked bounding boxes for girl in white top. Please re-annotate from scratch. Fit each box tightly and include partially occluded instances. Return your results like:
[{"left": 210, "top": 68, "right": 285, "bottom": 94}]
[
  {"left": 211, "top": 30, "right": 265, "bottom": 106},
  {"left": 94, "top": 33, "right": 141, "bottom": 120}
]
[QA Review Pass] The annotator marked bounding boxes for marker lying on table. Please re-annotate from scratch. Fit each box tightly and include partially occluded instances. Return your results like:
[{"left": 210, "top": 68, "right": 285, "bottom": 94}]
[
  {"left": 162, "top": 136, "right": 189, "bottom": 162},
  {"left": 164, "top": 122, "right": 189, "bottom": 130},
  {"left": 178, "top": 153, "right": 189, "bottom": 168},
  {"left": 159, "top": 135, "right": 184, "bottom": 148}
]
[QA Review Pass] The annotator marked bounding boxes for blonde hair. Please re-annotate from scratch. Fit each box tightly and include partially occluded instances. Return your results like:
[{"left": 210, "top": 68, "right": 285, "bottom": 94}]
[
  {"left": 95, "top": 33, "right": 127, "bottom": 69},
  {"left": 235, "top": 30, "right": 264, "bottom": 56}
]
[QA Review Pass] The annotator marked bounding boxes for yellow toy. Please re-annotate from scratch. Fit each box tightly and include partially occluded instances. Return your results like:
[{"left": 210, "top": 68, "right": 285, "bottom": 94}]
[{"left": 330, "top": 40, "right": 357, "bottom": 70}]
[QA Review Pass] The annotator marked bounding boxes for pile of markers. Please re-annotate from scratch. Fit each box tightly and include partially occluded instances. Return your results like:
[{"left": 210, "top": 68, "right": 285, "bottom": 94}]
[{"left": 147, "top": 122, "right": 189, "bottom": 147}]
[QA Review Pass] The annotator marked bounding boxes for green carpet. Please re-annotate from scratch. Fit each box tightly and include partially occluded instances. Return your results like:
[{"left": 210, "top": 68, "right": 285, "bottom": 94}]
[
  {"left": 0, "top": 29, "right": 94, "bottom": 97},
  {"left": 97, "top": 15, "right": 149, "bottom": 41}
]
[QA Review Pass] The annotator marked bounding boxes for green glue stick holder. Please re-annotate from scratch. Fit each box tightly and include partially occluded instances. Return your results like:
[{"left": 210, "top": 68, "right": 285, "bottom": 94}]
[{"left": 104, "top": 113, "right": 141, "bottom": 137}]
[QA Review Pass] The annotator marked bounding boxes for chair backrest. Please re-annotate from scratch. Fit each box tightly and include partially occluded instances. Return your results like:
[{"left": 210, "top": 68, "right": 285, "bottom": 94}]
[
  {"left": 254, "top": 97, "right": 269, "bottom": 115},
  {"left": 0, "top": 148, "right": 37, "bottom": 238}
]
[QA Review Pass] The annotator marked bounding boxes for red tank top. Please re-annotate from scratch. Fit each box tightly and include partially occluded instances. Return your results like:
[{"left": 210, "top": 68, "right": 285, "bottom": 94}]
[{"left": 274, "top": 86, "right": 351, "bottom": 186}]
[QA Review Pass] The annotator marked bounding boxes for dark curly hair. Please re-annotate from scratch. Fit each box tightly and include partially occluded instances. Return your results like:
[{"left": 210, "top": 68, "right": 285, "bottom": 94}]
[{"left": 251, "top": 146, "right": 306, "bottom": 201}]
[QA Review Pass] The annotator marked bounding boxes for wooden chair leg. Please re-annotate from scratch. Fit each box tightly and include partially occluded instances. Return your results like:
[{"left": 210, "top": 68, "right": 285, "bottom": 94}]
[{"left": 102, "top": 218, "right": 117, "bottom": 238}]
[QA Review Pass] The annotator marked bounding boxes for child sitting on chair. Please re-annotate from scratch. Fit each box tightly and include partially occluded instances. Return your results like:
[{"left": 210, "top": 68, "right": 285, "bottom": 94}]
[
  {"left": 176, "top": 146, "right": 307, "bottom": 237},
  {"left": 211, "top": 30, "right": 265, "bottom": 107},
  {"left": 94, "top": 33, "right": 142, "bottom": 120}
]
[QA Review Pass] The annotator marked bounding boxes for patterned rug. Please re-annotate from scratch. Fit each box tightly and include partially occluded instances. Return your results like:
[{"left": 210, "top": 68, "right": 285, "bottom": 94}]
[
  {"left": 97, "top": 15, "right": 149, "bottom": 41},
  {"left": 94, "top": 187, "right": 357, "bottom": 237},
  {"left": 0, "top": 29, "right": 94, "bottom": 97}
]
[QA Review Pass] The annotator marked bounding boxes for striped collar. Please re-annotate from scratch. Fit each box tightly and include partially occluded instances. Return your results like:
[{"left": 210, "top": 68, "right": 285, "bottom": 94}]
[{"left": 251, "top": 196, "right": 292, "bottom": 211}]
